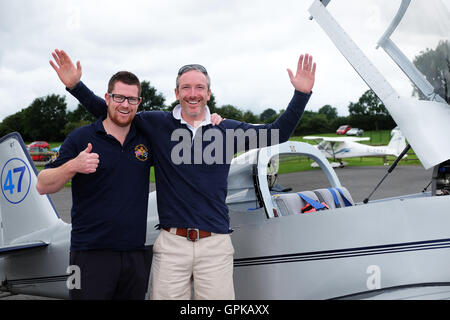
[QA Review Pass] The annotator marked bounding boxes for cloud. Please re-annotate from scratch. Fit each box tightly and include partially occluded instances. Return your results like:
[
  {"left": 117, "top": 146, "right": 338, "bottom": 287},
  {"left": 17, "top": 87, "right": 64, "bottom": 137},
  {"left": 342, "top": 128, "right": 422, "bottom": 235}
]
[{"left": 0, "top": 0, "right": 447, "bottom": 124}]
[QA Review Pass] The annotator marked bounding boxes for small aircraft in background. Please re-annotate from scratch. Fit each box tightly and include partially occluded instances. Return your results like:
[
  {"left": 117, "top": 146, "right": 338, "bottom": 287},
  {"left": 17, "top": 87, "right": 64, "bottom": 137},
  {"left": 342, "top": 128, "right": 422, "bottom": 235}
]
[{"left": 303, "top": 127, "right": 407, "bottom": 167}]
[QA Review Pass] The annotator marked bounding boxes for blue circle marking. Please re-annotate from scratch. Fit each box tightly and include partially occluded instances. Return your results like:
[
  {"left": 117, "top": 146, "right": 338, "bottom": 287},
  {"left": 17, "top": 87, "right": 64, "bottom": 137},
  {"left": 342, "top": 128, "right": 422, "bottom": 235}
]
[{"left": 1, "top": 158, "right": 31, "bottom": 204}]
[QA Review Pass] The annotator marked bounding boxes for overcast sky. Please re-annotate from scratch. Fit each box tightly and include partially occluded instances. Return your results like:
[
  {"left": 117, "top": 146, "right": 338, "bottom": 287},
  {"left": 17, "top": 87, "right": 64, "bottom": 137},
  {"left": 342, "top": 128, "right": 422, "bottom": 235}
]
[{"left": 0, "top": 0, "right": 449, "bottom": 123}]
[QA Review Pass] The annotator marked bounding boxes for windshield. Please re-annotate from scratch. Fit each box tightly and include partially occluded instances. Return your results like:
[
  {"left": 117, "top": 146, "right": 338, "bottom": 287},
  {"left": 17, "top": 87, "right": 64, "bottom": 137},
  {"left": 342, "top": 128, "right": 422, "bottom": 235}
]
[
  {"left": 390, "top": 0, "right": 449, "bottom": 102},
  {"left": 327, "top": 0, "right": 449, "bottom": 104}
]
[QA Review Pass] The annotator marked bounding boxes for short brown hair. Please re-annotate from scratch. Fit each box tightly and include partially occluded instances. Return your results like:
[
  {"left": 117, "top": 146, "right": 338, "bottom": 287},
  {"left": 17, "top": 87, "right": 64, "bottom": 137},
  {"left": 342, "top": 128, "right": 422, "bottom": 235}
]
[{"left": 108, "top": 71, "right": 141, "bottom": 96}]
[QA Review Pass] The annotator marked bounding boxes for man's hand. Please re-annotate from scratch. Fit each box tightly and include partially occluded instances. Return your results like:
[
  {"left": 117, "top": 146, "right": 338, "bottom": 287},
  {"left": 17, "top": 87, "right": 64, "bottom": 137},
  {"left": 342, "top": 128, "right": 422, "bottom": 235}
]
[
  {"left": 36, "top": 143, "right": 99, "bottom": 195},
  {"left": 49, "top": 49, "right": 82, "bottom": 90},
  {"left": 211, "top": 113, "right": 225, "bottom": 125},
  {"left": 287, "top": 53, "right": 316, "bottom": 94},
  {"left": 72, "top": 143, "right": 99, "bottom": 174}
]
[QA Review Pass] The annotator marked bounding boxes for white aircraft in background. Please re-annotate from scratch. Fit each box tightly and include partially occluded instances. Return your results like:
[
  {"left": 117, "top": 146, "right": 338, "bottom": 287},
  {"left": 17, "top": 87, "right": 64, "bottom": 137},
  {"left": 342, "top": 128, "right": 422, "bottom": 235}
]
[{"left": 303, "top": 127, "right": 406, "bottom": 167}]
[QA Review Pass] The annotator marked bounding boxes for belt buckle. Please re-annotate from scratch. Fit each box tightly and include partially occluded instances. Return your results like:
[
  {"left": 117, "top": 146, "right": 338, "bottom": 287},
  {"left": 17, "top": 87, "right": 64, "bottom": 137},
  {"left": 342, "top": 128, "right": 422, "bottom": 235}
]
[{"left": 186, "top": 228, "right": 200, "bottom": 242}]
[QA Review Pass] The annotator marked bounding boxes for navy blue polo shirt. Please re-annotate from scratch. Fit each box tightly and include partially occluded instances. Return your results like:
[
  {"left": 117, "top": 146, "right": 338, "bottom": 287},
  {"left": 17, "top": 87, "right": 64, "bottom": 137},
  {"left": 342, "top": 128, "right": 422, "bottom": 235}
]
[
  {"left": 69, "top": 81, "right": 310, "bottom": 235},
  {"left": 46, "top": 118, "right": 153, "bottom": 251}
]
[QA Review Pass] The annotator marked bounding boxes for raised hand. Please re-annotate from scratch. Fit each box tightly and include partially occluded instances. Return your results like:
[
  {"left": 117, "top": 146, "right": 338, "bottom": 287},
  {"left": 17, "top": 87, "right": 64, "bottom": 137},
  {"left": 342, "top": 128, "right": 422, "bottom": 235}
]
[
  {"left": 49, "top": 49, "right": 82, "bottom": 90},
  {"left": 287, "top": 53, "right": 316, "bottom": 94},
  {"left": 73, "top": 143, "right": 99, "bottom": 174}
]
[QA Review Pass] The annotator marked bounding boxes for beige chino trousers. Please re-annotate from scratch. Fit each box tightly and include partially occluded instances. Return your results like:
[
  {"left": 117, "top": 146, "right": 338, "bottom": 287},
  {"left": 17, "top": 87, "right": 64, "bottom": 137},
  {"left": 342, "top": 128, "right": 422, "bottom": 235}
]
[{"left": 150, "top": 229, "right": 235, "bottom": 300}]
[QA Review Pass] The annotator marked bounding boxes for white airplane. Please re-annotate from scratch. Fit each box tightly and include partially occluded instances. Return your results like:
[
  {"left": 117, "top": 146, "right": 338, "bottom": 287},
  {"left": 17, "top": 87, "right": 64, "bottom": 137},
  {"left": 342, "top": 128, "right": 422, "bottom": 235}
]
[
  {"left": 303, "top": 128, "right": 407, "bottom": 167},
  {"left": 1, "top": 0, "right": 450, "bottom": 300}
]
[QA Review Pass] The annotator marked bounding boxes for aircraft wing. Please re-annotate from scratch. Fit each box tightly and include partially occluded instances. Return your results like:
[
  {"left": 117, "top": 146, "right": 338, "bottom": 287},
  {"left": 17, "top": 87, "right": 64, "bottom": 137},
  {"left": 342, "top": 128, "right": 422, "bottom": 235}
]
[
  {"left": 303, "top": 136, "right": 370, "bottom": 142},
  {"left": 303, "top": 135, "right": 326, "bottom": 141},
  {"left": 0, "top": 241, "right": 49, "bottom": 257}
]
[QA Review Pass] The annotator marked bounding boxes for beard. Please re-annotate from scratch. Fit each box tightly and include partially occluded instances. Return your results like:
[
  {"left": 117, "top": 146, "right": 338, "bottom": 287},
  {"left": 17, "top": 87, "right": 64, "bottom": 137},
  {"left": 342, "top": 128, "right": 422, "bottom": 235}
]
[
  {"left": 183, "top": 107, "right": 203, "bottom": 118},
  {"left": 107, "top": 106, "right": 135, "bottom": 127}
]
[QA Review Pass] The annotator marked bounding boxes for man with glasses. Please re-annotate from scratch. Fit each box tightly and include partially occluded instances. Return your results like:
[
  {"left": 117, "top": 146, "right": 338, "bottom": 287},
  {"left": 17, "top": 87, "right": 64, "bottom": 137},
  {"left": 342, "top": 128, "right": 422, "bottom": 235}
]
[
  {"left": 36, "top": 71, "right": 153, "bottom": 299},
  {"left": 51, "top": 49, "right": 316, "bottom": 299}
]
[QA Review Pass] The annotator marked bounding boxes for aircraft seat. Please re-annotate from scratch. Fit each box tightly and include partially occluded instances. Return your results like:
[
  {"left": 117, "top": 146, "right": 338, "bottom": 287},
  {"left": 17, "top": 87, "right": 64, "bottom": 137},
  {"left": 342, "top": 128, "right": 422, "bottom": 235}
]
[
  {"left": 313, "top": 187, "right": 354, "bottom": 209},
  {"left": 273, "top": 187, "right": 354, "bottom": 216}
]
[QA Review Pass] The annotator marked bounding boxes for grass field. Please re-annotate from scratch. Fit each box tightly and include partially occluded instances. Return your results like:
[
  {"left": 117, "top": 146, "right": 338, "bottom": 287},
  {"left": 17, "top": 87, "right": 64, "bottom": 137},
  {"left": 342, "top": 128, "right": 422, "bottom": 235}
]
[{"left": 31, "top": 129, "right": 420, "bottom": 184}]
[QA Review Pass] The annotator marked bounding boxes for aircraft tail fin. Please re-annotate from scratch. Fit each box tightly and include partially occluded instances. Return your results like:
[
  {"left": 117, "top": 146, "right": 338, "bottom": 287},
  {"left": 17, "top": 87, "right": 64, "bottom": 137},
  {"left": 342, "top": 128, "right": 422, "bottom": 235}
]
[
  {"left": 0, "top": 132, "right": 61, "bottom": 246},
  {"left": 387, "top": 127, "right": 407, "bottom": 156}
]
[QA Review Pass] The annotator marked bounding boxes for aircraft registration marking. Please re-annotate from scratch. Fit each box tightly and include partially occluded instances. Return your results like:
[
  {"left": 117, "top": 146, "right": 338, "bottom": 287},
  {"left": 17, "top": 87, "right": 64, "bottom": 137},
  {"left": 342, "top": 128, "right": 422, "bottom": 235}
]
[{"left": 1, "top": 158, "right": 31, "bottom": 204}]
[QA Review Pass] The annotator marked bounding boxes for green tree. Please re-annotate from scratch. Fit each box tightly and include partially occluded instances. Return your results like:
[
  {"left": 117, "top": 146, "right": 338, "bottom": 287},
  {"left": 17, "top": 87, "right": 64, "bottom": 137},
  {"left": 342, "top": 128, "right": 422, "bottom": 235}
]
[
  {"left": 0, "top": 109, "right": 28, "bottom": 140},
  {"left": 67, "top": 104, "right": 97, "bottom": 123},
  {"left": 413, "top": 40, "right": 450, "bottom": 103},
  {"left": 23, "top": 94, "right": 68, "bottom": 141},
  {"left": 62, "top": 120, "right": 92, "bottom": 137},
  {"left": 216, "top": 104, "right": 243, "bottom": 121},
  {"left": 348, "top": 90, "right": 394, "bottom": 130},
  {"left": 207, "top": 93, "right": 217, "bottom": 113},
  {"left": 294, "top": 111, "right": 333, "bottom": 135},
  {"left": 318, "top": 104, "right": 338, "bottom": 120},
  {"left": 242, "top": 110, "right": 259, "bottom": 124},
  {"left": 166, "top": 100, "right": 179, "bottom": 112},
  {"left": 259, "top": 108, "right": 277, "bottom": 123},
  {"left": 348, "top": 90, "right": 388, "bottom": 116},
  {"left": 138, "top": 80, "right": 166, "bottom": 112},
  {"left": 348, "top": 101, "right": 368, "bottom": 116}
]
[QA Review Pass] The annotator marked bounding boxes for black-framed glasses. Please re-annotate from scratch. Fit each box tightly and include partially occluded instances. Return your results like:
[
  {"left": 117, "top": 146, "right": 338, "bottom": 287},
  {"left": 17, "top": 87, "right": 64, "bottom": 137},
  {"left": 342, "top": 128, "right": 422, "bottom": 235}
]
[
  {"left": 178, "top": 64, "right": 208, "bottom": 76},
  {"left": 108, "top": 93, "right": 141, "bottom": 105}
]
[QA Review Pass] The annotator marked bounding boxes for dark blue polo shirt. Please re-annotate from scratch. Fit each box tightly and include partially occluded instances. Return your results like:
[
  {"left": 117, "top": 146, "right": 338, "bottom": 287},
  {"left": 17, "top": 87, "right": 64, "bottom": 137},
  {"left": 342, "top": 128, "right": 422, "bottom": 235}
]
[
  {"left": 46, "top": 118, "right": 153, "bottom": 251},
  {"left": 69, "top": 82, "right": 310, "bottom": 235}
]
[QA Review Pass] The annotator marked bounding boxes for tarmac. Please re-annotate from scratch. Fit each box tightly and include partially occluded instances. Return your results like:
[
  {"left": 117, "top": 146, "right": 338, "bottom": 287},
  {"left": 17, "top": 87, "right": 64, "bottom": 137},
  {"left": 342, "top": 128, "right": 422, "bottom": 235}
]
[{"left": 0, "top": 165, "right": 433, "bottom": 299}]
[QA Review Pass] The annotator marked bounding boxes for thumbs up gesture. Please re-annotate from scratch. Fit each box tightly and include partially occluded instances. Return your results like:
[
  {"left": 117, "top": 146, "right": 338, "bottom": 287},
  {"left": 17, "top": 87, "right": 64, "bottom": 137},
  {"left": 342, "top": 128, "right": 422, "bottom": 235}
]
[{"left": 74, "top": 143, "right": 100, "bottom": 174}]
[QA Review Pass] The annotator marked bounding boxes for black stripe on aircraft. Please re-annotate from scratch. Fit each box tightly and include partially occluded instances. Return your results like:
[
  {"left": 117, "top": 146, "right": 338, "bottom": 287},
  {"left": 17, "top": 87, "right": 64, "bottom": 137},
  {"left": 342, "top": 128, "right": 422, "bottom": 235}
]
[
  {"left": 233, "top": 238, "right": 450, "bottom": 267},
  {"left": 5, "top": 274, "right": 68, "bottom": 286},
  {"left": 0, "top": 242, "right": 48, "bottom": 256}
]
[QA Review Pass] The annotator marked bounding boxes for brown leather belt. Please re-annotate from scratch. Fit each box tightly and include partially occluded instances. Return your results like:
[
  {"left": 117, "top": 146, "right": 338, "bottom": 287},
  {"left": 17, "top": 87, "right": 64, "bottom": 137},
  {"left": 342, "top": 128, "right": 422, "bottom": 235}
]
[{"left": 163, "top": 228, "right": 212, "bottom": 242}]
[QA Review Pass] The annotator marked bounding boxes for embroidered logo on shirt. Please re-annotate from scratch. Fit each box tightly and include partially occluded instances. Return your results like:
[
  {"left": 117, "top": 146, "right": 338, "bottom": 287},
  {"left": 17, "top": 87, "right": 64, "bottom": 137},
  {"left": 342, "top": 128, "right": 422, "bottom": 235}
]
[
  {"left": 49, "top": 151, "right": 59, "bottom": 163},
  {"left": 134, "top": 144, "right": 149, "bottom": 161}
]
